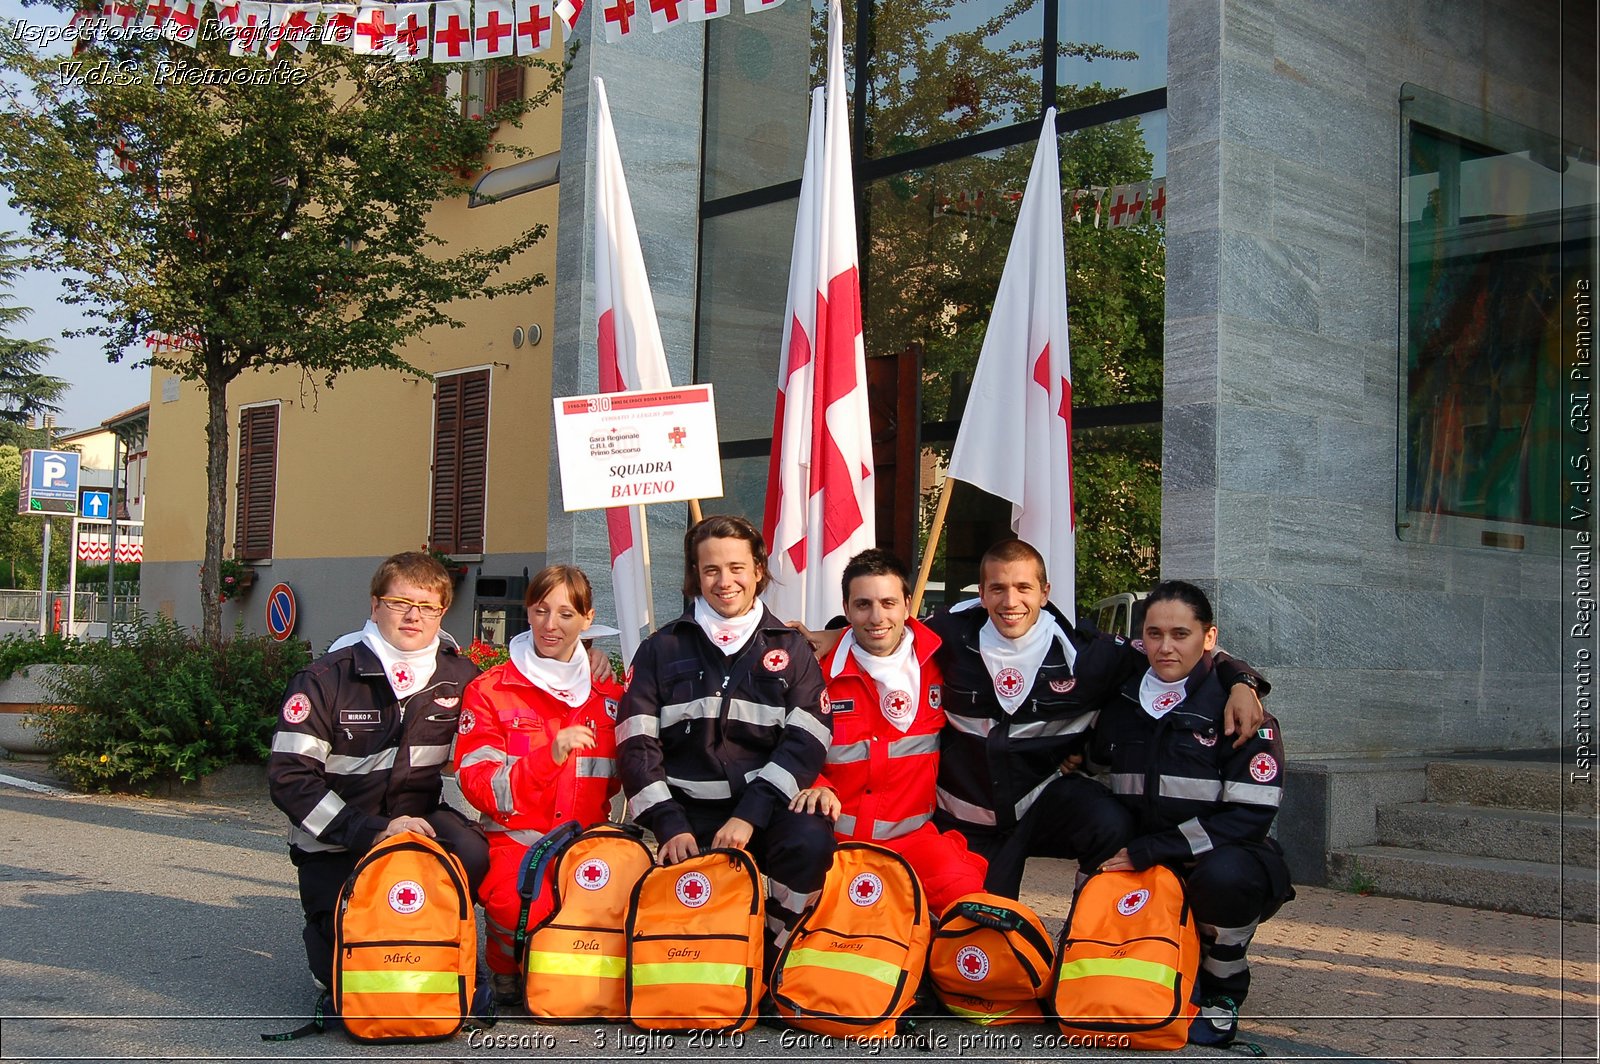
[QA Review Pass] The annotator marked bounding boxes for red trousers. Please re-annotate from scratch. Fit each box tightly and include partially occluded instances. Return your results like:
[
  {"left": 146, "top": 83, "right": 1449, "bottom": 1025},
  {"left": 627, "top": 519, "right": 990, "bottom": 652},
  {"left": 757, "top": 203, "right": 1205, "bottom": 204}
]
[
  {"left": 873, "top": 822, "right": 988, "bottom": 917},
  {"left": 479, "top": 834, "right": 560, "bottom": 975}
]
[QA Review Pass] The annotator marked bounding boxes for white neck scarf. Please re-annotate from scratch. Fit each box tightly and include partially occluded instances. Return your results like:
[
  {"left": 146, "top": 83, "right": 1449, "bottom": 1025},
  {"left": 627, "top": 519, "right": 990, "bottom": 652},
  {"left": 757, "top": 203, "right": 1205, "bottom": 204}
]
[
  {"left": 833, "top": 627, "right": 920, "bottom": 733},
  {"left": 508, "top": 630, "right": 591, "bottom": 708},
  {"left": 977, "top": 613, "right": 1077, "bottom": 715},
  {"left": 1138, "top": 669, "right": 1189, "bottom": 720},
  {"left": 693, "top": 596, "right": 761, "bottom": 657},
  {"left": 361, "top": 619, "right": 439, "bottom": 699}
]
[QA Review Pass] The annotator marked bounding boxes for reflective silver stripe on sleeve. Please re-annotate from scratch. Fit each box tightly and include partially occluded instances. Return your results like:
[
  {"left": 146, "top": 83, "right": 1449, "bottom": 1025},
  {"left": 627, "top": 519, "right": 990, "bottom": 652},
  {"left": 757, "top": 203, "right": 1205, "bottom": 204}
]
[
  {"left": 458, "top": 746, "right": 507, "bottom": 769},
  {"left": 629, "top": 780, "right": 674, "bottom": 818},
  {"left": 944, "top": 712, "right": 993, "bottom": 738},
  {"left": 833, "top": 813, "right": 858, "bottom": 836},
  {"left": 1110, "top": 772, "right": 1144, "bottom": 795},
  {"left": 287, "top": 824, "right": 344, "bottom": 852},
  {"left": 936, "top": 786, "right": 997, "bottom": 826},
  {"left": 1221, "top": 781, "right": 1283, "bottom": 807},
  {"left": 575, "top": 756, "right": 615, "bottom": 779},
  {"left": 272, "top": 732, "right": 330, "bottom": 763},
  {"left": 299, "top": 789, "right": 346, "bottom": 837},
  {"left": 887, "top": 733, "right": 939, "bottom": 758},
  {"left": 873, "top": 811, "right": 932, "bottom": 839},
  {"left": 783, "top": 707, "right": 832, "bottom": 746},
  {"left": 728, "top": 699, "right": 786, "bottom": 729},
  {"left": 659, "top": 696, "right": 722, "bottom": 731},
  {"left": 1197, "top": 919, "right": 1260, "bottom": 947},
  {"left": 757, "top": 762, "right": 800, "bottom": 799},
  {"left": 827, "top": 740, "right": 870, "bottom": 765},
  {"left": 490, "top": 758, "right": 517, "bottom": 814},
  {"left": 325, "top": 747, "right": 398, "bottom": 777},
  {"left": 615, "top": 714, "right": 660, "bottom": 742},
  {"left": 667, "top": 776, "right": 732, "bottom": 800},
  {"left": 1202, "top": 953, "right": 1251, "bottom": 977},
  {"left": 1007, "top": 715, "right": 1093, "bottom": 741},
  {"left": 1012, "top": 772, "right": 1057, "bottom": 821},
  {"left": 409, "top": 744, "right": 451, "bottom": 767},
  {"left": 767, "top": 877, "right": 812, "bottom": 914},
  {"left": 1180, "top": 817, "right": 1214, "bottom": 857},
  {"left": 1159, "top": 776, "right": 1223, "bottom": 802}
]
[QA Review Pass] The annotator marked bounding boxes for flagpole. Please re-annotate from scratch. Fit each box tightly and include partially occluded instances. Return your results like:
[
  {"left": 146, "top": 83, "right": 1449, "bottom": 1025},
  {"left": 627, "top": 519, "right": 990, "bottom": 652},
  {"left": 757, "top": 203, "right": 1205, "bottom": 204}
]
[
  {"left": 909, "top": 475, "right": 955, "bottom": 616},
  {"left": 688, "top": 499, "right": 703, "bottom": 525},
  {"left": 634, "top": 504, "right": 656, "bottom": 631}
]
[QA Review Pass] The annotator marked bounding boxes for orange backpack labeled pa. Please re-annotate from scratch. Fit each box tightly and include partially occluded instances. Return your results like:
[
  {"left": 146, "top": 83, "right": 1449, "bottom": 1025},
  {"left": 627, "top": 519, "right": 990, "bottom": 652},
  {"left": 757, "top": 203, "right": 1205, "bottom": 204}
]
[
  {"left": 928, "top": 893, "right": 1054, "bottom": 1025},
  {"left": 625, "top": 848, "right": 765, "bottom": 1033},
  {"left": 520, "top": 824, "right": 654, "bottom": 1021},
  {"left": 771, "top": 842, "right": 932, "bottom": 1039},
  {"left": 1049, "top": 865, "right": 1200, "bottom": 1050},
  {"left": 332, "top": 830, "right": 479, "bottom": 1042}
]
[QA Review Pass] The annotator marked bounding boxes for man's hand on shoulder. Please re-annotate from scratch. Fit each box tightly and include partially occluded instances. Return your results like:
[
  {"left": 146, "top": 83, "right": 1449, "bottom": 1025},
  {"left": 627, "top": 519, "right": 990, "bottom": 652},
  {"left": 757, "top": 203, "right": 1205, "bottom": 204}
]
[{"left": 1223, "top": 684, "right": 1265, "bottom": 748}]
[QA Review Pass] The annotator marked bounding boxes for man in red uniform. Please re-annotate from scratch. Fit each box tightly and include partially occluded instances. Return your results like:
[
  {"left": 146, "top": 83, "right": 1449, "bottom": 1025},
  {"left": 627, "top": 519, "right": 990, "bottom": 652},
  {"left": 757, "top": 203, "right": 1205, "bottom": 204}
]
[{"left": 791, "top": 549, "right": 987, "bottom": 915}]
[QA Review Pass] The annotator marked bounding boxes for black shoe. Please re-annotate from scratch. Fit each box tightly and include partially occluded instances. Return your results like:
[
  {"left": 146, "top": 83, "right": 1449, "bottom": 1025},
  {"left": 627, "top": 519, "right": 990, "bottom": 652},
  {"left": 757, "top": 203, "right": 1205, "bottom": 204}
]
[{"left": 1189, "top": 996, "right": 1238, "bottom": 1047}]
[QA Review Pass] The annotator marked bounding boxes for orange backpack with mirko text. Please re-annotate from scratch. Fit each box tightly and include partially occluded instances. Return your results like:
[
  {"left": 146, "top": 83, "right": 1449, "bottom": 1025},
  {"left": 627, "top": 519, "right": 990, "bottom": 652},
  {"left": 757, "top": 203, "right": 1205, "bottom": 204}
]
[
  {"left": 625, "top": 848, "right": 766, "bottom": 1033},
  {"left": 332, "top": 831, "right": 479, "bottom": 1042},
  {"left": 928, "top": 893, "right": 1054, "bottom": 1025},
  {"left": 1049, "top": 865, "right": 1201, "bottom": 1050},
  {"left": 771, "top": 842, "right": 931, "bottom": 1039}
]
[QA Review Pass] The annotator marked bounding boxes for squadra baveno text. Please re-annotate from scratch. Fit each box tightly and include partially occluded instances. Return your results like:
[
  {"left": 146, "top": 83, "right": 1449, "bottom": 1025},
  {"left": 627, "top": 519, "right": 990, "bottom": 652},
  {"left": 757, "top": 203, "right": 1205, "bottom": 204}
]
[{"left": 463, "top": 1029, "right": 1136, "bottom": 1052}]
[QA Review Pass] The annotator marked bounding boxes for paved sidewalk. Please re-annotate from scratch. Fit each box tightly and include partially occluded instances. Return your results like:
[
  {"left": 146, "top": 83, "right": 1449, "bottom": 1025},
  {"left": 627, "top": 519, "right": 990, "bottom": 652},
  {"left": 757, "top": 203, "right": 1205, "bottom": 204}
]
[{"left": 0, "top": 759, "right": 1595, "bottom": 1062}]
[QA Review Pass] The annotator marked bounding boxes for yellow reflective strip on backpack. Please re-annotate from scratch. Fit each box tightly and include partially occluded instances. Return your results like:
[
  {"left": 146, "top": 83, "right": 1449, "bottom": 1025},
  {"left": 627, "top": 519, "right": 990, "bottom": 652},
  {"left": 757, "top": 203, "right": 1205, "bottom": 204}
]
[
  {"left": 340, "top": 970, "right": 459, "bottom": 995},
  {"left": 944, "top": 1001, "right": 1021, "bottom": 1023},
  {"left": 1056, "top": 956, "right": 1178, "bottom": 988},
  {"left": 527, "top": 950, "right": 627, "bottom": 979},
  {"left": 782, "top": 947, "right": 902, "bottom": 989},
  {"left": 630, "top": 961, "right": 748, "bottom": 988}
]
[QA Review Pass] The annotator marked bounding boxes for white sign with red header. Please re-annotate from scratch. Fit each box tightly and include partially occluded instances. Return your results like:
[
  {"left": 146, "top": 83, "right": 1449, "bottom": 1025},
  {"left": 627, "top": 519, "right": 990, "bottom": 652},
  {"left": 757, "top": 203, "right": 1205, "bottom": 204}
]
[{"left": 553, "top": 384, "right": 723, "bottom": 511}]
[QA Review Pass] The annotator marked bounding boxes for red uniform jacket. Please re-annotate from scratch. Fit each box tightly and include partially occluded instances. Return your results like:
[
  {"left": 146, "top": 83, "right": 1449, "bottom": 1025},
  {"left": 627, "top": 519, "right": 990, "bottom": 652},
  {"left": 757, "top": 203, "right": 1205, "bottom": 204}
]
[
  {"left": 453, "top": 662, "right": 624, "bottom": 843},
  {"left": 816, "top": 619, "right": 944, "bottom": 843}
]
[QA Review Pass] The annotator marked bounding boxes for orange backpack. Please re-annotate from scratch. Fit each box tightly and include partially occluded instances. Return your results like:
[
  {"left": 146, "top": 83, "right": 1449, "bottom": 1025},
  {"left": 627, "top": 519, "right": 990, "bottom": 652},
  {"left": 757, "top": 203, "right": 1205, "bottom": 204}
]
[
  {"left": 332, "top": 831, "right": 479, "bottom": 1042},
  {"left": 519, "top": 824, "right": 654, "bottom": 1021},
  {"left": 1049, "top": 865, "right": 1200, "bottom": 1050},
  {"left": 928, "top": 893, "right": 1054, "bottom": 1025},
  {"left": 625, "top": 848, "right": 765, "bottom": 1033},
  {"left": 771, "top": 842, "right": 931, "bottom": 1039}
]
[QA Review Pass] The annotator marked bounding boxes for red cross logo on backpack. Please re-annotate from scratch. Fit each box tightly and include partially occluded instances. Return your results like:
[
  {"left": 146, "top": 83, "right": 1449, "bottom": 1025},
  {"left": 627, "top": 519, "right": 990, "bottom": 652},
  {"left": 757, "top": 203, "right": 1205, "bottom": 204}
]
[
  {"left": 956, "top": 945, "right": 990, "bottom": 981},
  {"left": 676, "top": 871, "right": 712, "bottom": 908}
]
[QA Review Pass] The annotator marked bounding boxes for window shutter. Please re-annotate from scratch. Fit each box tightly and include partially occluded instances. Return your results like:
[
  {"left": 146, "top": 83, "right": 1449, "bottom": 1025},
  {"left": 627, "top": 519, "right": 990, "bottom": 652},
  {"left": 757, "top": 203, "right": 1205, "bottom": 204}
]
[
  {"left": 430, "top": 370, "right": 490, "bottom": 554},
  {"left": 491, "top": 64, "right": 524, "bottom": 110},
  {"left": 235, "top": 405, "right": 278, "bottom": 561}
]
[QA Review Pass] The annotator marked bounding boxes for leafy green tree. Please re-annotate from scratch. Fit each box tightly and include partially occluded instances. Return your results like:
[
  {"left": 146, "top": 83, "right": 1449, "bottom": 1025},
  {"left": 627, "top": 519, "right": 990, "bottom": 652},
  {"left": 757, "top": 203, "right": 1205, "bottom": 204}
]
[
  {"left": 0, "top": 6, "right": 562, "bottom": 641},
  {"left": 0, "top": 232, "right": 67, "bottom": 446}
]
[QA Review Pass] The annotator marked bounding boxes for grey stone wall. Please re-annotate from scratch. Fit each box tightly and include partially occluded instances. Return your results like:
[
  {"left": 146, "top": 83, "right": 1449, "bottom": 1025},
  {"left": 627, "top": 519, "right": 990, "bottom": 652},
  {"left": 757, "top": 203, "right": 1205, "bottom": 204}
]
[
  {"left": 1165, "top": 0, "right": 1586, "bottom": 757},
  {"left": 546, "top": 19, "right": 708, "bottom": 643}
]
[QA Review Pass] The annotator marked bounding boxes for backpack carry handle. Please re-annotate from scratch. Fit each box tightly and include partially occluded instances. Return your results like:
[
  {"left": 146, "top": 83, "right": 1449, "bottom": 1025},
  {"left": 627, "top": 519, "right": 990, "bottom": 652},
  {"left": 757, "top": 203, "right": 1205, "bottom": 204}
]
[
  {"left": 953, "top": 901, "right": 1024, "bottom": 933},
  {"left": 512, "top": 820, "right": 583, "bottom": 953}
]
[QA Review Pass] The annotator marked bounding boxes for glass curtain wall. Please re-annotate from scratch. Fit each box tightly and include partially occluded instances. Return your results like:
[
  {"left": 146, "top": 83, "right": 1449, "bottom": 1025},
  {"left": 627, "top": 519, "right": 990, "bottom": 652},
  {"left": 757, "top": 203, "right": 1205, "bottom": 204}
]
[{"left": 697, "top": 0, "right": 1168, "bottom": 616}]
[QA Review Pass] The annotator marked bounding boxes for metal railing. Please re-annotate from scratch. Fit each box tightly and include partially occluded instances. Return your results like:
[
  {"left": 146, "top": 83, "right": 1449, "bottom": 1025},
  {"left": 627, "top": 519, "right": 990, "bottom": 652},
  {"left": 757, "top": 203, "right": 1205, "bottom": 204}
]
[{"left": 0, "top": 590, "right": 139, "bottom": 628}]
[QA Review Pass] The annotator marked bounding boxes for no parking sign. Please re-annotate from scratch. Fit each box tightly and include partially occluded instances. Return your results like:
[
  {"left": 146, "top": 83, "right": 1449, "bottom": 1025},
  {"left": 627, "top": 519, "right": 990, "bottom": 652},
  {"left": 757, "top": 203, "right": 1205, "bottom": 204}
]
[{"left": 265, "top": 582, "right": 297, "bottom": 641}]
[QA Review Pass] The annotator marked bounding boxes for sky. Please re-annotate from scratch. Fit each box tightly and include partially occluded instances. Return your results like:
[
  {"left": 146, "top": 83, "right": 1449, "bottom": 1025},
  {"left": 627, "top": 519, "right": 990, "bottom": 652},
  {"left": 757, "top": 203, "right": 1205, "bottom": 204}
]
[{"left": 1, "top": 0, "right": 152, "bottom": 434}]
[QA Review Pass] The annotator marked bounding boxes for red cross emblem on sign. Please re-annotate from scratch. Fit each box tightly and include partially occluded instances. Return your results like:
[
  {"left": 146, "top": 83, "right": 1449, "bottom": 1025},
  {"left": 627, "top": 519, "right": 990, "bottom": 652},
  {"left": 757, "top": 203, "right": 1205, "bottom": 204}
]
[
  {"left": 994, "top": 667, "right": 1025, "bottom": 698},
  {"left": 668, "top": 426, "right": 686, "bottom": 447}
]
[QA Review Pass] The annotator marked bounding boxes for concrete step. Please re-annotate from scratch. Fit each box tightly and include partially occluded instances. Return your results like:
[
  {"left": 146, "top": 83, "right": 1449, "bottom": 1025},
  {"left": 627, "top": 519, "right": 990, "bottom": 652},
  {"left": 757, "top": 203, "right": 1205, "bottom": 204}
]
[
  {"left": 1328, "top": 845, "right": 1596, "bottom": 922},
  {"left": 1425, "top": 760, "right": 1588, "bottom": 814},
  {"left": 1377, "top": 801, "right": 1598, "bottom": 865}
]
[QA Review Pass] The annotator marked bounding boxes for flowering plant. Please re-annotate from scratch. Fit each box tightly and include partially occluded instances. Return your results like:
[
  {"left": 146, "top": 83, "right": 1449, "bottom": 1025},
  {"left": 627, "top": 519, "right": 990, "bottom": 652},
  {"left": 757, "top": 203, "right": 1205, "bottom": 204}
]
[
  {"left": 217, "top": 557, "right": 254, "bottom": 602},
  {"left": 467, "top": 639, "right": 508, "bottom": 671}
]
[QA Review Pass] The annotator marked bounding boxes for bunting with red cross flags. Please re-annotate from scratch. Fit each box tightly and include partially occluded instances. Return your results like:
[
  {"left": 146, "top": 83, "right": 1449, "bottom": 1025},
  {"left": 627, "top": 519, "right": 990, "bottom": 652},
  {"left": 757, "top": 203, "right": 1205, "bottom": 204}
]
[
  {"left": 945, "top": 107, "right": 1078, "bottom": 616},
  {"left": 352, "top": 2, "right": 396, "bottom": 53},
  {"left": 319, "top": 2, "right": 355, "bottom": 43},
  {"left": 473, "top": 0, "right": 514, "bottom": 58},
  {"left": 513, "top": 0, "right": 552, "bottom": 52},
  {"left": 391, "top": 1, "right": 430, "bottom": 58},
  {"left": 430, "top": 0, "right": 472, "bottom": 59},
  {"left": 597, "top": 0, "right": 634, "bottom": 41},
  {"left": 228, "top": 0, "right": 269, "bottom": 54}
]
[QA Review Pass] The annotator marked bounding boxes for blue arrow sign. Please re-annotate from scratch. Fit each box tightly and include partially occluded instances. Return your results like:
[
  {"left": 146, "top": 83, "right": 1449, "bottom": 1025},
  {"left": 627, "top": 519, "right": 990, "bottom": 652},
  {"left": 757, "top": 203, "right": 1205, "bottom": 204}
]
[{"left": 82, "top": 491, "right": 110, "bottom": 519}]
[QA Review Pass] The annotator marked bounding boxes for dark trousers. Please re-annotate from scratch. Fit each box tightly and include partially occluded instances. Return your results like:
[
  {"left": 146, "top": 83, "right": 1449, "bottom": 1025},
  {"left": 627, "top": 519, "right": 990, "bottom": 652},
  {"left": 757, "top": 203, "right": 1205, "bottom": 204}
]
[
  {"left": 952, "top": 773, "right": 1134, "bottom": 898},
  {"left": 1184, "top": 842, "right": 1291, "bottom": 1006},
  {"left": 290, "top": 806, "right": 489, "bottom": 987}
]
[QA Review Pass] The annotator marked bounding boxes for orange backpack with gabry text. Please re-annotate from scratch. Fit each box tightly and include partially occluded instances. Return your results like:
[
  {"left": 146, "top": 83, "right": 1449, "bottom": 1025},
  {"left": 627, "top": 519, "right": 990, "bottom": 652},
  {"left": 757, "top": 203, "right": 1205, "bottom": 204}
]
[
  {"left": 332, "top": 831, "right": 478, "bottom": 1042},
  {"left": 771, "top": 842, "right": 931, "bottom": 1039},
  {"left": 928, "top": 893, "right": 1054, "bottom": 1025},
  {"left": 1049, "top": 865, "right": 1200, "bottom": 1050},
  {"left": 520, "top": 824, "right": 654, "bottom": 1021},
  {"left": 625, "top": 848, "right": 766, "bottom": 1033}
]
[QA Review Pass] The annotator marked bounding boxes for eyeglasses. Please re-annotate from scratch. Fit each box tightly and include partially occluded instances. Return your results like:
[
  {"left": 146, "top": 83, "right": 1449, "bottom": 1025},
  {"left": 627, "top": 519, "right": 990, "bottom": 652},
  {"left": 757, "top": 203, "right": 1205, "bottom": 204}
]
[{"left": 377, "top": 596, "right": 445, "bottom": 619}]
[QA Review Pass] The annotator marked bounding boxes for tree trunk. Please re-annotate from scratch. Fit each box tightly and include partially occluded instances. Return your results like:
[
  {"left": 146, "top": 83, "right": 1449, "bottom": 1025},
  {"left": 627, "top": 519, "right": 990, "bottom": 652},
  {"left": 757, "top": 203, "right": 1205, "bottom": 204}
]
[{"left": 200, "top": 364, "right": 229, "bottom": 645}]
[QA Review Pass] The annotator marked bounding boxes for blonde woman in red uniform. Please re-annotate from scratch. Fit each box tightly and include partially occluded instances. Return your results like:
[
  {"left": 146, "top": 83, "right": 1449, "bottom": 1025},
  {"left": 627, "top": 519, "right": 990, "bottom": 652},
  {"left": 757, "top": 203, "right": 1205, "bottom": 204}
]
[{"left": 453, "top": 565, "right": 624, "bottom": 1004}]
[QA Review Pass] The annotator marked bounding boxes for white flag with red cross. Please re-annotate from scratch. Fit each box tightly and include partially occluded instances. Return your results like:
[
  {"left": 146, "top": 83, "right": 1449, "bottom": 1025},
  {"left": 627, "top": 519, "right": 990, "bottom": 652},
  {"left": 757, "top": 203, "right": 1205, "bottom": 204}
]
[
  {"left": 431, "top": 0, "right": 472, "bottom": 59},
  {"left": 390, "top": 2, "right": 428, "bottom": 58},
  {"left": 682, "top": 0, "right": 726, "bottom": 20},
  {"left": 945, "top": 107, "right": 1077, "bottom": 615},
  {"left": 319, "top": 2, "right": 354, "bottom": 43},
  {"left": 513, "top": 0, "right": 553, "bottom": 53},
  {"left": 351, "top": 2, "right": 395, "bottom": 53},
  {"left": 228, "top": 0, "right": 269, "bottom": 53},
  {"left": 103, "top": 0, "right": 141, "bottom": 29},
  {"left": 646, "top": 0, "right": 684, "bottom": 32},
  {"left": 161, "top": 0, "right": 202, "bottom": 43},
  {"left": 262, "top": 2, "right": 289, "bottom": 55},
  {"left": 761, "top": 0, "right": 873, "bottom": 630},
  {"left": 597, "top": 0, "right": 637, "bottom": 41},
  {"left": 552, "top": 0, "right": 581, "bottom": 37},
  {"left": 474, "top": 0, "right": 515, "bottom": 58},
  {"left": 141, "top": 0, "right": 175, "bottom": 32},
  {"left": 593, "top": 76, "right": 674, "bottom": 665}
]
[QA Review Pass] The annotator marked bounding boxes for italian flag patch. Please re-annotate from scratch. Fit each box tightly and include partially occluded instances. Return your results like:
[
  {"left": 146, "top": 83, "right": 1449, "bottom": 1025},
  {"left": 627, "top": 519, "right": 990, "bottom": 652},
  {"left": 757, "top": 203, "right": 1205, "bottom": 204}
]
[{"left": 1258, "top": 727, "right": 1276, "bottom": 740}]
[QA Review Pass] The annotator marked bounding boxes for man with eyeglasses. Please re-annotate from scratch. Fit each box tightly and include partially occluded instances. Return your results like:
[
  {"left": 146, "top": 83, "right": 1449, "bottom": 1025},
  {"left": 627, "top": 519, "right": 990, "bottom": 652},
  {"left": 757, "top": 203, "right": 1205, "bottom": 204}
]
[{"left": 268, "top": 550, "right": 489, "bottom": 999}]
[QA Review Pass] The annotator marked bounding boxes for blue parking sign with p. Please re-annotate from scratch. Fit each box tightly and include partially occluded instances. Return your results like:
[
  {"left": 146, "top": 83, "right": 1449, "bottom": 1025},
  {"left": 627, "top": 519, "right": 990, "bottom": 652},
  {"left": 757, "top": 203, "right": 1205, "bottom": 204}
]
[{"left": 19, "top": 450, "right": 81, "bottom": 515}]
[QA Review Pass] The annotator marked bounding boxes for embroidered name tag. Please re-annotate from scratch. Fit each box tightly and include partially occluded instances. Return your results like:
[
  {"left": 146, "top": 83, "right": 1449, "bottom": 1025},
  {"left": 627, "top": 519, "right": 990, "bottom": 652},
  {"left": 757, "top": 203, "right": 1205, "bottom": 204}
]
[
  {"left": 338, "top": 709, "right": 382, "bottom": 727},
  {"left": 830, "top": 698, "right": 855, "bottom": 715}
]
